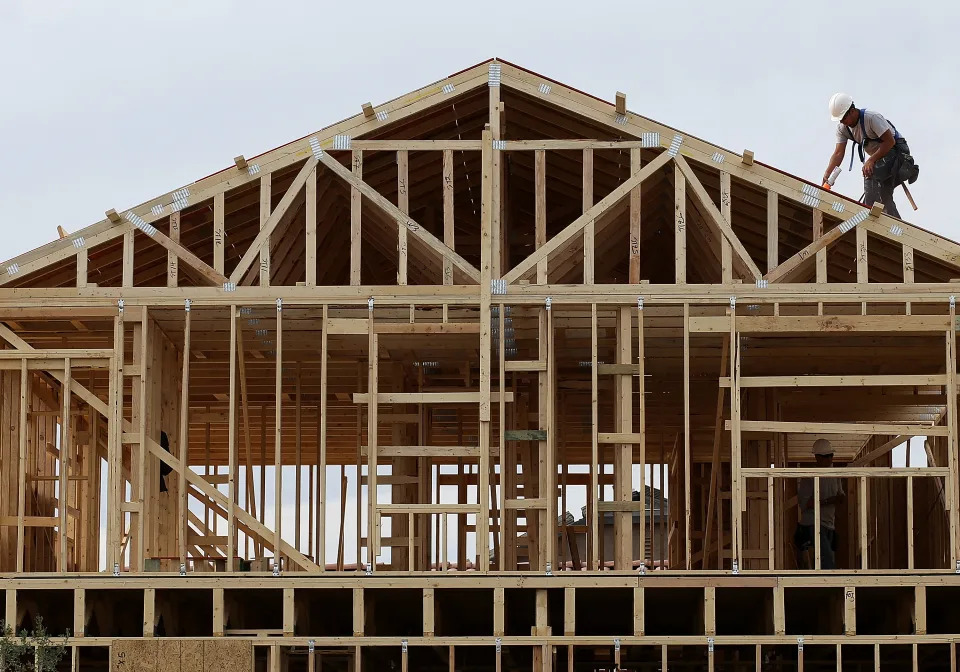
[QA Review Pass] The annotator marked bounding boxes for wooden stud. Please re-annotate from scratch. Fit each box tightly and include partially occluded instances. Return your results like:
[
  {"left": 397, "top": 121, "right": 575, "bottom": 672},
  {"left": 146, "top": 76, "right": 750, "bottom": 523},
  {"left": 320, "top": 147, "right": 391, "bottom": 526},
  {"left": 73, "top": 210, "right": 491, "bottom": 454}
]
[
  {"left": 629, "top": 148, "right": 642, "bottom": 283},
  {"left": 259, "top": 172, "right": 272, "bottom": 286},
  {"left": 143, "top": 587, "right": 155, "bottom": 637},
  {"left": 720, "top": 171, "right": 732, "bottom": 283},
  {"left": 742, "top": 149, "right": 754, "bottom": 166},
  {"left": 615, "top": 91, "right": 626, "bottom": 116},
  {"left": 844, "top": 586, "right": 856, "bottom": 635},
  {"left": 305, "top": 166, "right": 317, "bottom": 287},
  {"left": 767, "top": 191, "right": 778, "bottom": 271},
  {"left": 675, "top": 162, "right": 686, "bottom": 283},
  {"left": 397, "top": 150, "right": 409, "bottom": 286},
  {"left": 274, "top": 303, "right": 283, "bottom": 569},
  {"left": 535, "top": 149, "right": 547, "bottom": 284},
  {"left": 213, "top": 192, "right": 225, "bottom": 274},
  {"left": 583, "top": 148, "right": 594, "bottom": 284}
]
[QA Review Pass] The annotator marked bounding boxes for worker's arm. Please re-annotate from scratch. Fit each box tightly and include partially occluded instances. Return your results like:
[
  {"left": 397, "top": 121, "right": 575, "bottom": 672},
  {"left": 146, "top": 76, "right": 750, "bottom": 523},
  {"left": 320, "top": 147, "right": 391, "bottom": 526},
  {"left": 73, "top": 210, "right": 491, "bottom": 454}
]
[
  {"left": 863, "top": 129, "right": 896, "bottom": 178},
  {"left": 823, "top": 142, "right": 847, "bottom": 184}
]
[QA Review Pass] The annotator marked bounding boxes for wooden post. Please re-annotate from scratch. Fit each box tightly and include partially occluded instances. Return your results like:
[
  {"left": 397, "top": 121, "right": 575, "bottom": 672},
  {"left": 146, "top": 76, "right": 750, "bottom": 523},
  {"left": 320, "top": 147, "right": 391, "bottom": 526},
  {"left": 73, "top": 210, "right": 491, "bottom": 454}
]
[
  {"left": 178, "top": 306, "right": 191, "bottom": 567},
  {"left": 319, "top": 305, "right": 329, "bottom": 571},
  {"left": 142, "top": 587, "right": 155, "bottom": 637},
  {"left": 443, "top": 149, "right": 455, "bottom": 285},
  {"left": 720, "top": 171, "right": 732, "bottom": 283},
  {"left": 423, "top": 588, "right": 435, "bottom": 636},
  {"left": 305, "top": 166, "right": 317, "bottom": 287},
  {"left": 535, "top": 150, "right": 547, "bottom": 284},
  {"left": 259, "top": 173, "right": 272, "bottom": 286},
  {"left": 167, "top": 211, "right": 180, "bottom": 287},
  {"left": 353, "top": 588, "right": 364, "bottom": 636},
  {"left": 213, "top": 588, "right": 224, "bottom": 636},
  {"left": 227, "top": 306, "right": 238, "bottom": 571},
  {"left": 629, "top": 148, "right": 642, "bottom": 283},
  {"left": 397, "top": 150, "right": 409, "bottom": 285},
  {"left": 58, "top": 358, "right": 71, "bottom": 571},
  {"left": 274, "top": 302, "right": 284, "bottom": 569},
  {"left": 350, "top": 151, "right": 363, "bottom": 286},
  {"left": 683, "top": 302, "right": 692, "bottom": 568},
  {"left": 213, "top": 192, "right": 225, "bottom": 274},
  {"left": 767, "top": 191, "right": 778, "bottom": 271},
  {"left": 675, "top": 163, "right": 686, "bottom": 283},
  {"left": 283, "top": 588, "right": 295, "bottom": 636},
  {"left": 583, "top": 148, "right": 594, "bottom": 283},
  {"left": 844, "top": 586, "right": 856, "bottom": 635}
]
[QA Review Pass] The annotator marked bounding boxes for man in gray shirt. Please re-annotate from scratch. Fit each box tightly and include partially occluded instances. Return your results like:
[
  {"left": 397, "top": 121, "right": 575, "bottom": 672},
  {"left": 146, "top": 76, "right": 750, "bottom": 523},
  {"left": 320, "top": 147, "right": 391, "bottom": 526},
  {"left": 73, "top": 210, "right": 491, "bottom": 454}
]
[
  {"left": 822, "top": 92, "right": 916, "bottom": 219},
  {"left": 794, "top": 439, "right": 845, "bottom": 569}
]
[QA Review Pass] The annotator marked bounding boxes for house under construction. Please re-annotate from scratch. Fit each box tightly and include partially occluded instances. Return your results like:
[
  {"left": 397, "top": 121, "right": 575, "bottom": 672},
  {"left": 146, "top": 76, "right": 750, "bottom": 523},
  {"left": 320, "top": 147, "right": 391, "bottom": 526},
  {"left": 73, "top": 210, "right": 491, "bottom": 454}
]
[{"left": 2, "top": 58, "right": 960, "bottom": 670}]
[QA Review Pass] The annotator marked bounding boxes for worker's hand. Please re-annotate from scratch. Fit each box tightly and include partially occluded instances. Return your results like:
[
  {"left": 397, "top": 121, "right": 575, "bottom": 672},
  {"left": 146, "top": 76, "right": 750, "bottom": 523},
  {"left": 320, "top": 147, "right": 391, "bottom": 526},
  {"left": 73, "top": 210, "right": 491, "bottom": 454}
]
[{"left": 863, "top": 157, "right": 876, "bottom": 178}]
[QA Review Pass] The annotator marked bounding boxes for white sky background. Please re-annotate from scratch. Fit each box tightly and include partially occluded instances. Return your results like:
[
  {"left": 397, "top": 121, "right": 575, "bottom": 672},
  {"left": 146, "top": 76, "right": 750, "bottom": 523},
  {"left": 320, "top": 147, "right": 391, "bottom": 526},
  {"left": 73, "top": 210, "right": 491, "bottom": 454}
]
[{"left": 3, "top": 0, "right": 955, "bottom": 567}]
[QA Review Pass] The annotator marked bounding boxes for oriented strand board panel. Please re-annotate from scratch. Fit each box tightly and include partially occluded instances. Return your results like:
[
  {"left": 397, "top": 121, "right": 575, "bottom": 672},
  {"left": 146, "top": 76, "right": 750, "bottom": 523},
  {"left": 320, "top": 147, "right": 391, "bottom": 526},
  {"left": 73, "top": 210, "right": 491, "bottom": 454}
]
[
  {"left": 157, "top": 639, "right": 181, "bottom": 672},
  {"left": 203, "top": 639, "right": 253, "bottom": 672},
  {"left": 112, "top": 639, "right": 158, "bottom": 672},
  {"left": 180, "top": 640, "right": 204, "bottom": 672}
]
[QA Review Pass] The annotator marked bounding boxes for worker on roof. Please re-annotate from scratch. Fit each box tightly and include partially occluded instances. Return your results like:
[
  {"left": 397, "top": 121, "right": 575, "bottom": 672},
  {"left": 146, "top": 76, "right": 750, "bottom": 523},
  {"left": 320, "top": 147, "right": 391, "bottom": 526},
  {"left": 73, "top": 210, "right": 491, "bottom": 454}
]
[
  {"left": 822, "top": 93, "right": 919, "bottom": 219},
  {"left": 794, "top": 439, "right": 845, "bottom": 570}
]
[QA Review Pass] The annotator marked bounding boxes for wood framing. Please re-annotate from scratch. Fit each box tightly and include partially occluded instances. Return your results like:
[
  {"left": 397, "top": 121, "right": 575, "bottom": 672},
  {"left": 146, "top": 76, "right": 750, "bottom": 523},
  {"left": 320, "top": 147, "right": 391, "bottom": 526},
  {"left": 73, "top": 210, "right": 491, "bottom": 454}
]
[{"left": 1, "top": 57, "right": 959, "bottom": 670}]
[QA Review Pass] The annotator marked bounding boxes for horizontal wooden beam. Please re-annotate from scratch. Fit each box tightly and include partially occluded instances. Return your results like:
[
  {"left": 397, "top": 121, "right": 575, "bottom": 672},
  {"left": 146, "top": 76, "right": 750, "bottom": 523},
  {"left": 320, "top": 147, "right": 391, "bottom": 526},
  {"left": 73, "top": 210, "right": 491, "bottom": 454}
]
[
  {"left": 352, "top": 392, "right": 514, "bottom": 404},
  {"left": 743, "top": 467, "right": 948, "bottom": 478},
  {"left": 727, "top": 420, "right": 949, "bottom": 436},
  {"left": 719, "top": 375, "right": 947, "bottom": 388},
  {"left": 598, "top": 432, "right": 643, "bottom": 444},
  {"left": 691, "top": 315, "right": 951, "bottom": 333}
]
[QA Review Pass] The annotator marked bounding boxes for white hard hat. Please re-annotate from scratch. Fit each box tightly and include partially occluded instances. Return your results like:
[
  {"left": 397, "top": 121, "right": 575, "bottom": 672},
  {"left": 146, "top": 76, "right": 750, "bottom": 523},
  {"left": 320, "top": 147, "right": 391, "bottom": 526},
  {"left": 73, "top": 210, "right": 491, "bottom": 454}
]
[
  {"left": 812, "top": 438, "right": 834, "bottom": 456},
  {"left": 829, "top": 92, "right": 854, "bottom": 122}
]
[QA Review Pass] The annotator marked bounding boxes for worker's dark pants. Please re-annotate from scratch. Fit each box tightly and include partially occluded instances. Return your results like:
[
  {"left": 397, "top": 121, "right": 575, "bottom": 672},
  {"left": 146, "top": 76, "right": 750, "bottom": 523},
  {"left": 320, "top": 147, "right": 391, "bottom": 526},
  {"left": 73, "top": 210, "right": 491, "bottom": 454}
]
[
  {"left": 794, "top": 524, "right": 838, "bottom": 569},
  {"left": 863, "top": 175, "right": 900, "bottom": 218},
  {"left": 863, "top": 138, "right": 911, "bottom": 219}
]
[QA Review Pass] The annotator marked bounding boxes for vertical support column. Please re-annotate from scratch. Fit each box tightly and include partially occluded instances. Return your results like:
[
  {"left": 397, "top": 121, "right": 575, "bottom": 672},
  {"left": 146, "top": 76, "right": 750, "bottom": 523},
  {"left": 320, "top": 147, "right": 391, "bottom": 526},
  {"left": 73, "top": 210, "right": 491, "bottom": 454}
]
[
  {"left": 683, "top": 303, "right": 692, "bottom": 569},
  {"left": 729, "top": 307, "right": 742, "bottom": 570},
  {"left": 228, "top": 305, "right": 239, "bottom": 571},
  {"left": 366, "top": 301, "right": 378, "bottom": 568},
  {"left": 564, "top": 587, "right": 575, "bottom": 636},
  {"left": 213, "top": 588, "right": 224, "bottom": 636},
  {"left": 903, "top": 245, "right": 914, "bottom": 314},
  {"left": 213, "top": 192, "right": 225, "bottom": 275},
  {"left": 633, "top": 586, "right": 644, "bottom": 636},
  {"left": 122, "top": 230, "right": 134, "bottom": 287},
  {"left": 133, "top": 312, "right": 149, "bottom": 571},
  {"left": 545, "top": 300, "right": 556, "bottom": 569},
  {"left": 675, "top": 163, "right": 686, "bottom": 283},
  {"left": 295, "top": 367, "right": 302, "bottom": 553},
  {"left": 143, "top": 587, "right": 155, "bottom": 637},
  {"left": 73, "top": 589, "right": 85, "bottom": 638},
  {"left": 914, "top": 585, "right": 927, "bottom": 635},
  {"left": 629, "top": 148, "right": 642, "bottom": 283},
  {"left": 720, "top": 171, "right": 732, "bottom": 283},
  {"left": 423, "top": 588, "right": 435, "bottom": 636},
  {"left": 493, "top": 587, "right": 505, "bottom": 636},
  {"left": 167, "top": 211, "right": 180, "bottom": 287},
  {"left": 844, "top": 586, "right": 857, "bottom": 635},
  {"left": 583, "top": 149, "right": 594, "bottom": 284},
  {"left": 614, "top": 306, "right": 632, "bottom": 569},
  {"left": 283, "top": 588, "right": 295, "bottom": 636},
  {"left": 704, "top": 586, "right": 716, "bottom": 636},
  {"left": 274, "top": 301, "right": 284, "bottom": 569},
  {"left": 353, "top": 588, "right": 364, "bottom": 636},
  {"left": 58, "top": 358, "right": 72, "bottom": 571},
  {"left": 305, "top": 166, "right": 317, "bottom": 287},
  {"left": 107, "top": 315, "right": 124, "bottom": 571},
  {"left": 637, "top": 300, "right": 647, "bottom": 567},
  {"left": 318, "top": 305, "right": 329, "bottom": 571},
  {"left": 488, "top": 68, "right": 502, "bottom": 279},
  {"left": 535, "top": 150, "right": 547, "bottom": 284},
  {"left": 397, "top": 150, "right": 409, "bottom": 286},
  {"left": 814, "top": 210, "right": 826, "bottom": 282},
  {"left": 947, "top": 301, "right": 960, "bottom": 567},
  {"left": 77, "top": 247, "right": 88, "bottom": 288},
  {"left": 178, "top": 304, "right": 191, "bottom": 567},
  {"left": 589, "top": 303, "right": 599, "bottom": 570},
  {"left": 350, "top": 151, "right": 363, "bottom": 286},
  {"left": 773, "top": 585, "right": 785, "bottom": 635},
  {"left": 479, "top": 127, "right": 494, "bottom": 573},
  {"left": 260, "top": 173, "right": 272, "bottom": 286},
  {"left": 443, "top": 149, "right": 455, "bottom": 285},
  {"left": 15, "top": 360, "right": 28, "bottom": 572},
  {"left": 856, "top": 225, "right": 869, "bottom": 284},
  {"left": 767, "top": 191, "right": 779, "bottom": 272}
]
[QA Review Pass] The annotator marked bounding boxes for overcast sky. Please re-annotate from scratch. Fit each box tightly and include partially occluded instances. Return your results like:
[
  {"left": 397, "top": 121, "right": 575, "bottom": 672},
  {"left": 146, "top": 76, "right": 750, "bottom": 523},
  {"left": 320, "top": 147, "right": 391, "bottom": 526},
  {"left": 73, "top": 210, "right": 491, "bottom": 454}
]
[
  {"left": 2, "top": 0, "right": 958, "bottom": 263},
  {"left": 3, "top": 0, "right": 951, "bottom": 567}
]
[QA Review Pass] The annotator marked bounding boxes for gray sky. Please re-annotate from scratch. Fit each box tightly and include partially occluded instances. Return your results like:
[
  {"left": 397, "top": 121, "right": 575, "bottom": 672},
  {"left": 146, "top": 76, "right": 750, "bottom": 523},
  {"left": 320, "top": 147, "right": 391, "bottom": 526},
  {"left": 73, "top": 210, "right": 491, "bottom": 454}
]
[
  {"left": 2, "top": 0, "right": 958, "bottom": 261},
  {"left": 3, "top": 0, "right": 952, "bottom": 567}
]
